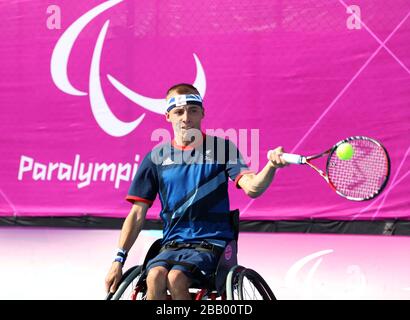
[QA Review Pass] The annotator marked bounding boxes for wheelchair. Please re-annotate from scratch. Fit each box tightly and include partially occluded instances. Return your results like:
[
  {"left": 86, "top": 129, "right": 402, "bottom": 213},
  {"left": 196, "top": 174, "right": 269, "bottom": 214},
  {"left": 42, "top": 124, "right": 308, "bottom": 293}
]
[{"left": 106, "top": 210, "right": 276, "bottom": 300}]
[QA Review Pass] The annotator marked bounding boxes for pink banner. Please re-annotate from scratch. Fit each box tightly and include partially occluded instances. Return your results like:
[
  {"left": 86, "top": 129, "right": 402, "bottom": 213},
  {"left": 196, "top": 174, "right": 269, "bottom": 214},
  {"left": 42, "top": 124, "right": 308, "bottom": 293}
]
[{"left": 0, "top": 0, "right": 409, "bottom": 221}]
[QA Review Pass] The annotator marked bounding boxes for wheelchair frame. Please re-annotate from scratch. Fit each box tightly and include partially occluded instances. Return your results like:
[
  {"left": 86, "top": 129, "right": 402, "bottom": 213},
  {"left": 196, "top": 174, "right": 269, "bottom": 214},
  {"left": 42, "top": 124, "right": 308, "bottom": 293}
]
[{"left": 106, "top": 210, "right": 276, "bottom": 300}]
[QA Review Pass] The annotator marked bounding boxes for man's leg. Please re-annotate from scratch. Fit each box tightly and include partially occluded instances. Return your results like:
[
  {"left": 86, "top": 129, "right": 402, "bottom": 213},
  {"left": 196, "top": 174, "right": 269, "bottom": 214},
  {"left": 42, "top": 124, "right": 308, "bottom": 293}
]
[
  {"left": 167, "top": 269, "right": 193, "bottom": 300},
  {"left": 146, "top": 266, "right": 169, "bottom": 300}
]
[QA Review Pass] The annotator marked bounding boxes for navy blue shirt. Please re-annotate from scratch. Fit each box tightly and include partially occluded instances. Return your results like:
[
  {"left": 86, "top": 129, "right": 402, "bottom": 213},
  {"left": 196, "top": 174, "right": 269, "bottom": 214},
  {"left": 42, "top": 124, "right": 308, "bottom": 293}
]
[{"left": 126, "top": 134, "right": 252, "bottom": 247}]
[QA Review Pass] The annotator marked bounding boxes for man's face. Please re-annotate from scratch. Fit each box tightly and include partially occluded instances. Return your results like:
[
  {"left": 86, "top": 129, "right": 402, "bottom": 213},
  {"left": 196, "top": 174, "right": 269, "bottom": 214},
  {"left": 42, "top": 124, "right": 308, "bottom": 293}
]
[{"left": 166, "top": 104, "right": 204, "bottom": 141}]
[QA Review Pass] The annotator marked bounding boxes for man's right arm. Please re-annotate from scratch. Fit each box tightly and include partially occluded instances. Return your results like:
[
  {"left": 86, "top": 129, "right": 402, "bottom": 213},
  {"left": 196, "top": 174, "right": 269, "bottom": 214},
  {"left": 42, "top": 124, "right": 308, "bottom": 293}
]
[
  {"left": 117, "top": 201, "right": 149, "bottom": 252},
  {"left": 105, "top": 201, "right": 149, "bottom": 293}
]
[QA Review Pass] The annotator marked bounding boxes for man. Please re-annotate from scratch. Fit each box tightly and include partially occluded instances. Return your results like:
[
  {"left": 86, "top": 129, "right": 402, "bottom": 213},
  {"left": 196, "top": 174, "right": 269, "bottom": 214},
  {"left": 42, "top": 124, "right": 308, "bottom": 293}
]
[{"left": 105, "top": 83, "right": 288, "bottom": 300}]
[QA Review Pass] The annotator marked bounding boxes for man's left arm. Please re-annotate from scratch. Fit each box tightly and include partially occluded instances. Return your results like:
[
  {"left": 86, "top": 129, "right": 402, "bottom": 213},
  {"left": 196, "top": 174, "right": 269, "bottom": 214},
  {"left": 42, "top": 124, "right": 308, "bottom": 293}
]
[{"left": 238, "top": 147, "right": 288, "bottom": 198}]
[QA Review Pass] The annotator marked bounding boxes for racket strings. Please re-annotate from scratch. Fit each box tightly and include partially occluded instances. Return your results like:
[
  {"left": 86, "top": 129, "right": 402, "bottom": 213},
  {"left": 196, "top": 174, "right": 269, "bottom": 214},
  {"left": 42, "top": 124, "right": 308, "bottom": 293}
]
[{"left": 328, "top": 139, "right": 388, "bottom": 200}]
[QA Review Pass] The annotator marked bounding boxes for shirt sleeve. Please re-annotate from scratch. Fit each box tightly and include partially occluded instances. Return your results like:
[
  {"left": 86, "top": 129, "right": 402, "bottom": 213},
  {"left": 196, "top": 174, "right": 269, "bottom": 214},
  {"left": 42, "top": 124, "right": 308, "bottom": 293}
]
[
  {"left": 126, "top": 152, "right": 159, "bottom": 207},
  {"left": 225, "top": 140, "right": 254, "bottom": 189}
]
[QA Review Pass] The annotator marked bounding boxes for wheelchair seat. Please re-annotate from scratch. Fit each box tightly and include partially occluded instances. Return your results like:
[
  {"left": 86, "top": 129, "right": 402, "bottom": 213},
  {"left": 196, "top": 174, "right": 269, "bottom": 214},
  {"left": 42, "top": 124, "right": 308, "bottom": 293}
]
[
  {"left": 106, "top": 209, "right": 276, "bottom": 300},
  {"left": 135, "top": 237, "right": 239, "bottom": 296}
]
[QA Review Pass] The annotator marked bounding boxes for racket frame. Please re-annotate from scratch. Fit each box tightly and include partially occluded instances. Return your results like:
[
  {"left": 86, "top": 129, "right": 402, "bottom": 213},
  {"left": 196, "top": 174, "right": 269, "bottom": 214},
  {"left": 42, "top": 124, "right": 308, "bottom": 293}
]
[
  {"left": 283, "top": 136, "right": 391, "bottom": 201},
  {"left": 325, "top": 136, "right": 390, "bottom": 201}
]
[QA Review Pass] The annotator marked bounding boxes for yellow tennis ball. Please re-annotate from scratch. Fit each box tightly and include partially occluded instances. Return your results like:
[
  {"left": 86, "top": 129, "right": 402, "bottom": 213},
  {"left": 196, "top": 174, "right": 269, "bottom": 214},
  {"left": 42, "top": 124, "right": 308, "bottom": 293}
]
[{"left": 336, "top": 143, "right": 354, "bottom": 160}]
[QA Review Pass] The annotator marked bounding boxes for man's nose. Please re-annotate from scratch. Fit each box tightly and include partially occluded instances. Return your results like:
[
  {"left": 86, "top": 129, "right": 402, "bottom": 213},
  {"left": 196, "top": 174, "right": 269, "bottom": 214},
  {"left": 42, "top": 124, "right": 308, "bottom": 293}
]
[{"left": 181, "top": 109, "right": 190, "bottom": 121}]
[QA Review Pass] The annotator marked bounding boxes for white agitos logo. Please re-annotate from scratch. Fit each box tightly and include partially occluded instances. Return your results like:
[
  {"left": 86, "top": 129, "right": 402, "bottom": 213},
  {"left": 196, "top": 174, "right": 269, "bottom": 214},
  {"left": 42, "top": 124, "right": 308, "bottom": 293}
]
[
  {"left": 50, "top": 0, "right": 206, "bottom": 137},
  {"left": 284, "top": 249, "right": 333, "bottom": 298},
  {"left": 285, "top": 250, "right": 367, "bottom": 299}
]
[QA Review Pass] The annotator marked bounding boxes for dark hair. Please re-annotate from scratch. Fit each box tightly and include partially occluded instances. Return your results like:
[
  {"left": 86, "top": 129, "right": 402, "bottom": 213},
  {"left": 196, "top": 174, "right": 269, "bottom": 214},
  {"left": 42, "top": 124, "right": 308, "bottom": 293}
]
[{"left": 166, "top": 83, "right": 200, "bottom": 98}]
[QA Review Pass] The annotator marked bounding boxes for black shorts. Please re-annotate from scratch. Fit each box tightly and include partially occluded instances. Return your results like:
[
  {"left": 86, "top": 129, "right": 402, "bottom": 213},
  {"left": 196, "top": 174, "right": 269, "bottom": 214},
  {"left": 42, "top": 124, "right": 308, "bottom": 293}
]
[{"left": 146, "top": 248, "right": 219, "bottom": 286}]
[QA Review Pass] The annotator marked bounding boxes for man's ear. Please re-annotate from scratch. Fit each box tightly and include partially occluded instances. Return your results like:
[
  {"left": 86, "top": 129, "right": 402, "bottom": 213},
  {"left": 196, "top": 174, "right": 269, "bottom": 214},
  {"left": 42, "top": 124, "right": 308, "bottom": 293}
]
[{"left": 165, "top": 112, "right": 171, "bottom": 122}]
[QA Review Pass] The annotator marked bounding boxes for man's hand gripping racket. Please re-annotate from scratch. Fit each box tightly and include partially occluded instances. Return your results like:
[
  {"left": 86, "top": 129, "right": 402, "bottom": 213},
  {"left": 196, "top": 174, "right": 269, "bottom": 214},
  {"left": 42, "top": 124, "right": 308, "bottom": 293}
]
[{"left": 268, "top": 136, "right": 390, "bottom": 201}]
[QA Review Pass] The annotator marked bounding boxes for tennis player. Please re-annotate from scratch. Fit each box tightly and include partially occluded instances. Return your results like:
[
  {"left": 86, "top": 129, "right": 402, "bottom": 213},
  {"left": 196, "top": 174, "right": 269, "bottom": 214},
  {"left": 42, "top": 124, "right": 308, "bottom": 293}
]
[{"left": 105, "top": 83, "right": 288, "bottom": 300}]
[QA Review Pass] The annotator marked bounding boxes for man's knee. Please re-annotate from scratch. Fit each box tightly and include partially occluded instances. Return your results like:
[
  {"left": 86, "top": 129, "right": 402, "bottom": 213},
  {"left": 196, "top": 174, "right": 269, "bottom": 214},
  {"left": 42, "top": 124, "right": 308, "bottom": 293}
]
[
  {"left": 147, "top": 266, "right": 168, "bottom": 287},
  {"left": 167, "top": 270, "right": 191, "bottom": 290}
]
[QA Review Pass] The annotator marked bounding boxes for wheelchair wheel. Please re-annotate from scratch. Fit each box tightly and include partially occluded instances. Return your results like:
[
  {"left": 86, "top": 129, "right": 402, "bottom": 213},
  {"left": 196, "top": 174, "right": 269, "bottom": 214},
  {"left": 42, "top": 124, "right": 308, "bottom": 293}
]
[
  {"left": 106, "top": 265, "right": 147, "bottom": 300},
  {"left": 226, "top": 265, "right": 276, "bottom": 300}
]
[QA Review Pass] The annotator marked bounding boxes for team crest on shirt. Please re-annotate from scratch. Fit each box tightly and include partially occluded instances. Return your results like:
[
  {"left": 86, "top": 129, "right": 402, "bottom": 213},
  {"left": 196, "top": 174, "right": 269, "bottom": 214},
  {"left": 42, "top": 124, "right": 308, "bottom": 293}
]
[{"left": 205, "top": 149, "right": 213, "bottom": 161}]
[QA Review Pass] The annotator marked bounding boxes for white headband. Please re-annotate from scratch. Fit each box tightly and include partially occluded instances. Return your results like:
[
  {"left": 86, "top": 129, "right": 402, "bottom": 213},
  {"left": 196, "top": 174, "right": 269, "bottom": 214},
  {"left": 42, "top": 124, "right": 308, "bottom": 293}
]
[{"left": 166, "top": 94, "right": 203, "bottom": 112}]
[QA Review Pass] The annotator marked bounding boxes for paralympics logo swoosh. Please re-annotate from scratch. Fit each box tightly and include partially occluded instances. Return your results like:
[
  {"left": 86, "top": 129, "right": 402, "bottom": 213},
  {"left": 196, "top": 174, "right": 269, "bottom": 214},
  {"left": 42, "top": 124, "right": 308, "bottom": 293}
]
[
  {"left": 285, "top": 249, "right": 334, "bottom": 291},
  {"left": 50, "top": 0, "right": 206, "bottom": 137}
]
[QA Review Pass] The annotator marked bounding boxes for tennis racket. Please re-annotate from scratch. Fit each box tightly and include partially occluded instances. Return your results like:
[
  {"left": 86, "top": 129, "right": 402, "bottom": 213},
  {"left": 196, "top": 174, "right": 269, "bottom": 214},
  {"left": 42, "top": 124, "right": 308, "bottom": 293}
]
[{"left": 275, "top": 136, "right": 390, "bottom": 201}]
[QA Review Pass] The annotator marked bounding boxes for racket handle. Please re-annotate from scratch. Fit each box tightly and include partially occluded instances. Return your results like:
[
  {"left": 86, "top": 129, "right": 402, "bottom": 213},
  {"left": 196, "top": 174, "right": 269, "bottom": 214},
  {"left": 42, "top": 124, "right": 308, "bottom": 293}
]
[{"left": 281, "top": 153, "right": 304, "bottom": 164}]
